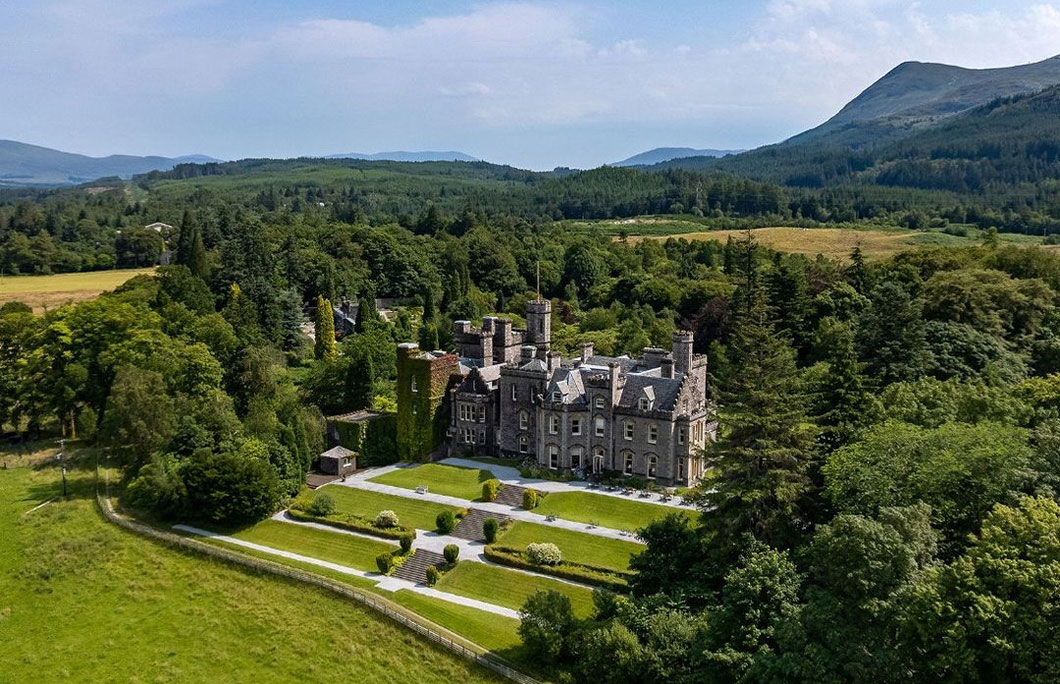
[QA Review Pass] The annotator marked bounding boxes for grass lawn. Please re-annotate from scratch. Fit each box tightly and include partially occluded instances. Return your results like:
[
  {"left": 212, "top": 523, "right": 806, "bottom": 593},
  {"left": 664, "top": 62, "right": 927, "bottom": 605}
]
[
  {"left": 0, "top": 267, "right": 156, "bottom": 312},
  {"left": 318, "top": 485, "right": 461, "bottom": 530},
  {"left": 228, "top": 519, "right": 396, "bottom": 572},
  {"left": 436, "top": 561, "right": 596, "bottom": 617},
  {"left": 465, "top": 456, "right": 521, "bottom": 469},
  {"left": 369, "top": 463, "right": 495, "bottom": 500},
  {"left": 498, "top": 520, "right": 642, "bottom": 573},
  {"left": 387, "top": 590, "right": 530, "bottom": 669},
  {"left": 533, "top": 491, "right": 698, "bottom": 532},
  {"left": 0, "top": 457, "right": 504, "bottom": 684}
]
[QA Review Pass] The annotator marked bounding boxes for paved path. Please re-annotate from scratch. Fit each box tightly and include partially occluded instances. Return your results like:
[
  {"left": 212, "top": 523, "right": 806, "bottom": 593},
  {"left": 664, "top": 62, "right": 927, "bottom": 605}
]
[
  {"left": 173, "top": 524, "right": 519, "bottom": 619},
  {"left": 329, "top": 477, "right": 646, "bottom": 542},
  {"left": 442, "top": 457, "right": 698, "bottom": 511}
]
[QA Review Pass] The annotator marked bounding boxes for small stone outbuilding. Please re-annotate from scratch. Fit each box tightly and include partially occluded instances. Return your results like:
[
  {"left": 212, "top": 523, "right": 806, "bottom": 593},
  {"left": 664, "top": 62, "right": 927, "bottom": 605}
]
[{"left": 318, "top": 445, "right": 356, "bottom": 476}]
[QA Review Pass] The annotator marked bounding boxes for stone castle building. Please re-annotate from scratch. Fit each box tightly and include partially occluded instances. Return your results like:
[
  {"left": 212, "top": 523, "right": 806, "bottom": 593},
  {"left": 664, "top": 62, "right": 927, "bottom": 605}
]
[{"left": 396, "top": 299, "right": 717, "bottom": 486}]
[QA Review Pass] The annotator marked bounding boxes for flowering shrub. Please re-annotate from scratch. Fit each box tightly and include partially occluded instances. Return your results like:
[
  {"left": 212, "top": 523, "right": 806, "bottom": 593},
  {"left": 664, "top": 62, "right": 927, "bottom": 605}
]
[
  {"left": 526, "top": 542, "right": 562, "bottom": 566},
  {"left": 376, "top": 509, "right": 400, "bottom": 528}
]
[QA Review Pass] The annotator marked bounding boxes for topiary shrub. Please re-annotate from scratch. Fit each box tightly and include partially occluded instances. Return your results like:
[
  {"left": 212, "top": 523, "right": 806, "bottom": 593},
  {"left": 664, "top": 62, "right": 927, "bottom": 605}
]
[
  {"left": 425, "top": 565, "right": 439, "bottom": 586},
  {"left": 522, "top": 488, "right": 538, "bottom": 510},
  {"left": 526, "top": 542, "right": 562, "bottom": 566},
  {"left": 483, "top": 517, "right": 499, "bottom": 543},
  {"left": 376, "top": 552, "right": 394, "bottom": 574},
  {"left": 376, "top": 510, "right": 400, "bottom": 528},
  {"left": 443, "top": 543, "right": 460, "bottom": 564},
  {"left": 482, "top": 478, "right": 501, "bottom": 502},
  {"left": 307, "top": 492, "right": 336, "bottom": 517},
  {"left": 399, "top": 532, "right": 414, "bottom": 554},
  {"left": 436, "top": 510, "right": 456, "bottom": 533}
]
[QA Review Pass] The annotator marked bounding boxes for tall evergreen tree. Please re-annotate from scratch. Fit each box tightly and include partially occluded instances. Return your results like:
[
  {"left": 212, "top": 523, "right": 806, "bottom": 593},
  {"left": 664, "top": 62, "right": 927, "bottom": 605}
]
[
  {"left": 814, "top": 318, "right": 874, "bottom": 451},
  {"left": 858, "top": 280, "right": 929, "bottom": 386},
  {"left": 314, "top": 295, "right": 336, "bottom": 361},
  {"left": 344, "top": 347, "right": 375, "bottom": 410},
  {"left": 846, "top": 245, "right": 868, "bottom": 294},
  {"left": 187, "top": 223, "right": 208, "bottom": 279},
  {"left": 354, "top": 289, "right": 379, "bottom": 334},
  {"left": 703, "top": 232, "right": 815, "bottom": 557},
  {"left": 767, "top": 254, "right": 812, "bottom": 359}
]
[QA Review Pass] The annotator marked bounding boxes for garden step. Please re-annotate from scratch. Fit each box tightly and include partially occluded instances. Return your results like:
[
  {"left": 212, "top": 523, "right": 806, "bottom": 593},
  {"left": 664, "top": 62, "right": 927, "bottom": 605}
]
[
  {"left": 494, "top": 484, "right": 529, "bottom": 508},
  {"left": 452, "top": 508, "right": 511, "bottom": 542},
  {"left": 391, "top": 549, "right": 446, "bottom": 584}
]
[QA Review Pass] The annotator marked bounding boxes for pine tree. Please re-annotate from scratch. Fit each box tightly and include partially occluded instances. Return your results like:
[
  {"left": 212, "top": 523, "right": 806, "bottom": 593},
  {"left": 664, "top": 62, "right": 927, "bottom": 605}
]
[
  {"left": 345, "top": 347, "right": 375, "bottom": 410},
  {"left": 314, "top": 295, "right": 336, "bottom": 361},
  {"left": 176, "top": 210, "right": 194, "bottom": 266},
  {"left": 355, "top": 289, "right": 379, "bottom": 334},
  {"left": 422, "top": 285, "right": 437, "bottom": 325},
  {"left": 704, "top": 231, "right": 815, "bottom": 556},
  {"left": 187, "top": 223, "right": 208, "bottom": 279},
  {"left": 846, "top": 245, "right": 868, "bottom": 294},
  {"left": 858, "top": 280, "right": 928, "bottom": 386},
  {"left": 767, "top": 253, "right": 812, "bottom": 359},
  {"left": 814, "top": 318, "right": 873, "bottom": 451},
  {"left": 419, "top": 322, "right": 439, "bottom": 351}
]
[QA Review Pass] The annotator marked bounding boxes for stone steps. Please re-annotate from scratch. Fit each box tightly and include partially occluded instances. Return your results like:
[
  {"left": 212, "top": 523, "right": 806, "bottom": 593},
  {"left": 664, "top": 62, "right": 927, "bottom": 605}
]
[
  {"left": 452, "top": 508, "right": 511, "bottom": 542},
  {"left": 494, "top": 483, "right": 529, "bottom": 508},
  {"left": 391, "top": 549, "right": 446, "bottom": 584}
]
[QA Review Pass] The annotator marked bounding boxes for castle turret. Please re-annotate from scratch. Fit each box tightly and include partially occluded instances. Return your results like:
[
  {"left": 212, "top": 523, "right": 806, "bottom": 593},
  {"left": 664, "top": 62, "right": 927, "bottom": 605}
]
[
  {"left": 525, "top": 299, "right": 551, "bottom": 352},
  {"left": 672, "top": 330, "right": 694, "bottom": 376}
]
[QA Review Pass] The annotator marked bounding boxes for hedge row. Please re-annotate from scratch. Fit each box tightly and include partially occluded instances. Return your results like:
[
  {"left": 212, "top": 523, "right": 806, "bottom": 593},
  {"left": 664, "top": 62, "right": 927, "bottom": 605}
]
[
  {"left": 483, "top": 545, "right": 630, "bottom": 592},
  {"left": 286, "top": 508, "right": 408, "bottom": 541}
]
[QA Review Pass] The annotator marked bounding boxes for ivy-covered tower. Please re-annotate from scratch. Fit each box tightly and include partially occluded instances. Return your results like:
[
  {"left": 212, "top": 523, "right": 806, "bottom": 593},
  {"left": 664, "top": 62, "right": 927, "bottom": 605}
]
[{"left": 396, "top": 342, "right": 460, "bottom": 461}]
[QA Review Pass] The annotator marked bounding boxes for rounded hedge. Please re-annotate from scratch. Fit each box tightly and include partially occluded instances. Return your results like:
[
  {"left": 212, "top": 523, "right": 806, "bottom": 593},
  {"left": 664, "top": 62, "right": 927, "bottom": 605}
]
[
  {"left": 483, "top": 517, "right": 499, "bottom": 543},
  {"left": 376, "top": 552, "right": 394, "bottom": 574},
  {"left": 308, "top": 492, "right": 336, "bottom": 517},
  {"left": 526, "top": 542, "right": 562, "bottom": 566},
  {"left": 425, "top": 565, "right": 439, "bottom": 586},
  {"left": 522, "top": 489, "right": 538, "bottom": 510},
  {"left": 443, "top": 543, "right": 460, "bottom": 564},
  {"left": 436, "top": 510, "right": 456, "bottom": 533},
  {"left": 376, "top": 509, "right": 400, "bottom": 528},
  {"left": 399, "top": 532, "right": 414, "bottom": 553},
  {"left": 482, "top": 478, "right": 501, "bottom": 502}
]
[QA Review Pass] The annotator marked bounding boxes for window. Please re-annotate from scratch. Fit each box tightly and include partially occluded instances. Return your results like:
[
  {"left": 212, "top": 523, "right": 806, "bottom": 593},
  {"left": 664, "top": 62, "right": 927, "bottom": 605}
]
[
  {"left": 511, "top": 384, "right": 518, "bottom": 401},
  {"left": 593, "top": 447, "right": 605, "bottom": 474},
  {"left": 678, "top": 427, "right": 686, "bottom": 445},
  {"left": 624, "top": 452, "right": 634, "bottom": 475},
  {"left": 478, "top": 430, "right": 486, "bottom": 444},
  {"left": 595, "top": 397, "right": 605, "bottom": 409},
  {"left": 549, "top": 445, "right": 559, "bottom": 469},
  {"left": 551, "top": 391, "right": 561, "bottom": 403},
  {"left": 410, "top": 376, "right": 418, "bottom": 393},
  {"left": 638, "top": 397, "right": 649, "bottom": 410},
  {"left": 571, "top": 418, "right": 582, "bottom": 436},
  {"left": 519, "top": 435, "right": 529, "bottom": 453},
  {"left": 647, "top": 455, "right": 657, "bottom": 479},
  {"left": 624, "top": 421, "right": 634, "bottom": 441},
  {"left": 463, "top": 428, "right": 475, "bottom": 444},
  {"left": 648, "top": 424, "right": 658, "bottom": 444},
  {"left": 519, "top": 410, "right": 529, "bottom": 431},
  {"left": 595, "top": 417, "right": 606, "bottom": 438},
  {"left": 459, "top": 403, "right": 475, "bottom": 422},
  {"left": 549, "top": 415, "right": 560, "bottom": 435},
  {"left": 570, "top": 447, "right": 583, "bottom": 470},
  {"left": 678, "top": 459, "right": 685, "bottom": 480},
  {"left": 478, "top": 405, "right": 486, "bottom": 423}
]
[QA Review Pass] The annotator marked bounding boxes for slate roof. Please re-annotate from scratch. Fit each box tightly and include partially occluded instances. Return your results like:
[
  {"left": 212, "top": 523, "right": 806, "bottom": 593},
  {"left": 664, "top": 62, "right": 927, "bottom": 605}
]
[
  {"left": 585, "top": 355, "right": 639, "bottom": 373},
  {"left": 545, "top": 368, "right": 587, "bottom": 404},
  {"left": 617, "top": 375, "right": 682, "bottom": 411},
  {"left": 320, "top": 445, "right": 354, "bottom": 459}
]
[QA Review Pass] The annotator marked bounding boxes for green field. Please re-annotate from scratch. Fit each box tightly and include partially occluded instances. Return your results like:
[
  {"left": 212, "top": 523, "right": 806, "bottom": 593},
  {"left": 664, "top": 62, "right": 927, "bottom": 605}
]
[
  {"left": 388, "top": 590, "right": 527, "bottom": 663},
  {"left": 369, "top": 463, "right": 495, "bottom": 500},
  {"left": 498, "top": 520, "right": 642, "bottom": 573},
  {"left": 436, "top": 561, "right": 596, "bottom": 617},
  {"left": 0, "top": 267, "right": 156, "bottom": 312},
  {"left": 533, "top": 491, "right": 698, "bottom": 532},
  {"left": 199, "top": 536, "right": 380, "bottom": 590},
  {"left": 228, "top": 519, "right": 396, "bottom": 572},
  {"left": 0, "top": 459, "right": 502, "bottom": 684},
  {"left": 317, "top": 485, "right": 461, "bottom": 530}
]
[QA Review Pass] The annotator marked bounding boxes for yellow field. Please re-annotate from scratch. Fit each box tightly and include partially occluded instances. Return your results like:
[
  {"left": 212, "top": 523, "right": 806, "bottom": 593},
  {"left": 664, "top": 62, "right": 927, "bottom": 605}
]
[
  {"left": 0, "top": 268, "right": 155, "bottom": 312},
  {"left": 627, "top": 227, "right": 919, "bottom": 261}
]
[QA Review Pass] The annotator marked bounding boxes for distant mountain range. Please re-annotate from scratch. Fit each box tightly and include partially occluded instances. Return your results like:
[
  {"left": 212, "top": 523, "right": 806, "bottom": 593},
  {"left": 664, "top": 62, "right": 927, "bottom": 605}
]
[
  {"left": 325, "top": 151, "right": 478, "bottom": 162},
  {"left": 612, "top": 147, "right": 743, "bottom": 167},
  {"left": 0, "top": 140, "right": 220, "bottom": 187}
]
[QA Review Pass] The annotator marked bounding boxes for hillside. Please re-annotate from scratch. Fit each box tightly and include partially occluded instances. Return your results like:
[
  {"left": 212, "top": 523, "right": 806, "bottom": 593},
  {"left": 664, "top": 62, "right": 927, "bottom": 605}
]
[
  {"left": 0, "top": 139, "right": 219, "bottom": 187},
  {"left": 613, "top": 147, "right": 741, "bottom": 167},
  {"left": 326, "top": 150, "right": 478, "bottom": 162}
]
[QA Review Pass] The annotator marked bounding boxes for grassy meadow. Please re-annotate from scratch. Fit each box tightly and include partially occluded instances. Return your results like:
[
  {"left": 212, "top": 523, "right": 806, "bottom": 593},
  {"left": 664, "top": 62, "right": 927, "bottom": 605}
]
[
  {"left": 532, "top": 490, "right": 698, "bottom": 532},
  {"left": 0, "top": 450, "right": 504, "bottom": 684},
  {"left": 0, "top": 267, "right": 155, "bottom": 312}
]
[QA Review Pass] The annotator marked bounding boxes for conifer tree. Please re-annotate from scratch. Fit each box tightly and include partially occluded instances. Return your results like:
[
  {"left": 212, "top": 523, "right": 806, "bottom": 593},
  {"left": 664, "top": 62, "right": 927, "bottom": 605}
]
[
  {"left": 419, "top": 322, "right": 439, "bottom": 351},
  {"left": 704, "top": 232, "right": 815, "bottom": 556},
  {"left": 858, "top": 280, "right": 928, "bottom": 386},
  {"left": 846, "top": 245, "right": 868, "bottom": 294},
  {"left": 187, "top": 223, "right": 208, "bottom": 279},
  {"left": 355, "top": 289, "right": 379, "bottom": 334},
  {"left": 422, "top": 285, "right": 437, "bottom": 325},
  {"left": 314, "top": 295, "right": 336, "bottom": 361},
  {"left": 814, "top": 318, "right": 873, "bottom": 451},
  {"left": 345, "top": 347, "right": 375, "bottom": 410}
]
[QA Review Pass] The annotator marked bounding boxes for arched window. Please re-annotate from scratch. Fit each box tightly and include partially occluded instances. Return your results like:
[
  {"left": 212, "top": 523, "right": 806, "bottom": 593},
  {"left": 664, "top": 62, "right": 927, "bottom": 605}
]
[
  {"left": 592, "top": 446, "right": 605, "bottom": 474},
  {"left": 623, "top": 451, "right": 634, "bottom": 475},
  {"left": 570, "top": 447, "right": 583, "bottom": 470},
  {"left": 519, "top": 410, "right": 529, "bottom": 431},
  {"left": 647, "top": 454, "right": 657, "bottom": 479},
  {"left": 519, "top": 435, "right": 529, "bottom": 453}
]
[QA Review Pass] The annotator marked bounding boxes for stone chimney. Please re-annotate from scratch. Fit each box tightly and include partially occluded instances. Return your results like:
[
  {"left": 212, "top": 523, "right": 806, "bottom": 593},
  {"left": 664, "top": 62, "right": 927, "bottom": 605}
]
[
  {"left": 580, "top": 341, "right": 594, "bottom": 363},
  {"left": 661, "top": 357, "right": 675, "bottom": 379},
  {"left": 454, "top": 320, "right": 472, "bottom": 335},
  {"left": 479, "top": 331, "right": 493, "bottom": 365},
  {"left": 520, "top": 344, "right": 536, "bottom": 363}
]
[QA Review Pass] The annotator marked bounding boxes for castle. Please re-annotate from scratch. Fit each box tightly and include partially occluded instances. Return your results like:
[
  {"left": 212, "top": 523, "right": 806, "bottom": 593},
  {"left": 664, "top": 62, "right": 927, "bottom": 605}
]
[{"left": 396, "top": 300, "right": 717, "bottom": 486}]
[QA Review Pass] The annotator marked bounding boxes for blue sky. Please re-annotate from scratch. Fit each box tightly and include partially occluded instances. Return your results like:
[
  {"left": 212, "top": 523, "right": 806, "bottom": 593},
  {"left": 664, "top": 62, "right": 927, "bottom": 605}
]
[{"left": 2, "top": 0, "right": 1059, "bottom": 169}]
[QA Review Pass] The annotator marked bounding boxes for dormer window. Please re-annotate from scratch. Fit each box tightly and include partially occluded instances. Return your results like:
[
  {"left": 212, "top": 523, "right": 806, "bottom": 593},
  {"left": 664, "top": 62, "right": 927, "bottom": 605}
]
[
  {"left": 551, "top": 391, "right": 562, "bottom": 403},
  {"left": 638, "top": 397, "right": 650, "bottom": 410}
]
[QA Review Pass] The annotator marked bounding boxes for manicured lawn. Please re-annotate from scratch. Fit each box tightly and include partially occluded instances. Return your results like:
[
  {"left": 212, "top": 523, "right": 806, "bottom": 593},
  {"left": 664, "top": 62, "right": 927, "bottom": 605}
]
[
  {"left": 532, "top": 491, "right": 699, "bottom": 532},
  {"left": 320, "top": 485, "right": 461, "bottom": 530},
  {"left": 498, "top": 520, "right": 642, "bottom": 573},
  {"left": 229, "top": 519, "right": 396, "bottom": 572},
  {"left": 437, "top": 561, "right": 596, "bottom": 617},
  {"left": 388, "top": 590, "right": 531, "bottom": 668},
  {"left": 369, "top": 463, "right": 495, "bottom": 500},
  {"left": 466, "top": 456, "right": 521, "bottom": 469},
  {"left": 0, "top": 460, "right": 504, "bottom": 684}
]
